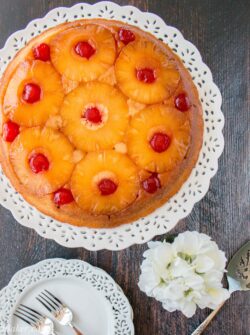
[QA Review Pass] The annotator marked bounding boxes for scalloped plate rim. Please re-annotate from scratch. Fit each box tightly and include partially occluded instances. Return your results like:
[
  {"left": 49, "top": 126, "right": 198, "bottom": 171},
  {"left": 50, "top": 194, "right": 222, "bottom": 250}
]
[
  {"left": 0, "top": 258, "right": 134, "bottom": 334},
  {"left": 0, "top": 1, "right": 224, "bottom": 250}
]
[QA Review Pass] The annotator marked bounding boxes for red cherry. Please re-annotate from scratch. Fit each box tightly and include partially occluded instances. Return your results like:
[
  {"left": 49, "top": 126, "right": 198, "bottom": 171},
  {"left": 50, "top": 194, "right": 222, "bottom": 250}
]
[
  {"left": 53, "top": 188, "right": 74, "bottom": 206},
  {"left": 98, "top": 178, "right": 118, "bottom": 196},
  {"left": 84, "top": 107, "right": 102, "bottom": 124},
  {"left": 142, "top": 174, "right": 161, "bottom": 194},
  {"left": 118, "top": 28, "right": 135, "bottom": 45},
  {"left": 29, "top": 153, "right": 50, "bottom": 174},
  {"left": 74, "top": 41, "right": 96, "bottom": 59},
  {"left": 150, "top": 133, "right": 171, "bottom": 153},
  {"left": 2, "top": 121, "right": 20, "bottom": 142},
  {"left": 33, "top": 43, "right": 50, "bottom": 61},
  {"left": 136, "top": 68, "right": 156, "bottom": 84},
  {"left": 22, "top": 83, "right": 41, "bottom": 104},
  {"left": 175, "top": 93, "right": 190, "bottom": 111}
]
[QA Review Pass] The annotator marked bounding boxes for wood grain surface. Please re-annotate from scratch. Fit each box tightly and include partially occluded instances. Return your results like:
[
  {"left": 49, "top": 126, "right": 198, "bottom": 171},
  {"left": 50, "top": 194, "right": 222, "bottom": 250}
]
[{"left": 0, "top": 1, "right": 249, "bottom": 334}]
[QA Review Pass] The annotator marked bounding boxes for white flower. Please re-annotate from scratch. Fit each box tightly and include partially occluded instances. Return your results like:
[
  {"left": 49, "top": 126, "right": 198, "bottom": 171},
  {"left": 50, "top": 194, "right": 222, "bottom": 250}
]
[{"left": 138, "top": 231, "right": 230, "bottom": 318}]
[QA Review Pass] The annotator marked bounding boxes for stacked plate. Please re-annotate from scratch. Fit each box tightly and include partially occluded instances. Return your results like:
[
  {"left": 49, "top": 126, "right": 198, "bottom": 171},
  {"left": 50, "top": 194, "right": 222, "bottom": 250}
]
[{"left": 0, "top": 259, "right": 134, "bottom": 335}]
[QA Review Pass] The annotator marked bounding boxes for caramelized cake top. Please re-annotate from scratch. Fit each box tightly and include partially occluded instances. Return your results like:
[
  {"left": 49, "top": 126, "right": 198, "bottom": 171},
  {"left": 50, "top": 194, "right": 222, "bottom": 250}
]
[{"left": 0, "top": 19, "right": 203, "bottom": 228}]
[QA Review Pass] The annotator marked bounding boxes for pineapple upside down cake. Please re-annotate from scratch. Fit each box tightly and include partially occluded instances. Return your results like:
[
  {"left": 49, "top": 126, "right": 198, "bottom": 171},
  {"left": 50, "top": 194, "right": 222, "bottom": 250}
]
[{"left": 0, "top": 20, "right": 203, "bottom": 228}]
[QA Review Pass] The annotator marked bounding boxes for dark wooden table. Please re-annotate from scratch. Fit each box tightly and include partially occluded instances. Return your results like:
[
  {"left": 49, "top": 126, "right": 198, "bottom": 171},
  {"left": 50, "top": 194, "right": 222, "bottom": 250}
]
[{"left": 0, "top": 1, "right": 249, "bottom": 334}]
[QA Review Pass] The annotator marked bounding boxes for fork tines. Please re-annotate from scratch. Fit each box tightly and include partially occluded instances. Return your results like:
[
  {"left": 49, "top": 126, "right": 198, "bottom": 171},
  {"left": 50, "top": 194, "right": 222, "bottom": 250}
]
[
  {"left": 14, "top": 304, "right": 43, "bottom": 326},
  {"left": 36, "top": 289, "right": 63, "bottom": 313}
]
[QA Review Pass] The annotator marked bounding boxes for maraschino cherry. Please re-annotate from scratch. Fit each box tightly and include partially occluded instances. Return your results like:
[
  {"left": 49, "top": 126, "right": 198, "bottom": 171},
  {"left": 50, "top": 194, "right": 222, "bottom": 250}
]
[
  {"left": 84, "top": 107, "right": 102, "bottom": 124},
  {"left": 53, "top": 188, "right": 74, "bottom": 206},
  {"left": 142, "top": 174, "right": 161, "bottom": 194},
  {"left": 33, "top": 43, "right": 50, "bottom": 61},
  {"left": 150, "top": 132, "right": 171, "bottom": 153},
  {"left": 29, "top": 153, "right": 49, "bottom": 174},
  {"left": 136, "top": 68, "right": 156, "bottom": 84},
  {"left": 98, "top": 178, "right": 117, "bottom": 196},
  {"left": 118, "top": 28, "right": 135, "bottom": 45},
  {"left": 74, "top": 41, "right": 96, "bottom": 59},
  {"left": 175, "top": 93, "right": 190, "bottom": 112},
  {"left": 2, "top": 121, "right": 20, "bottom": 142},
  {"left": 22, "top": 83, "right": 41, "bottom": 104}
]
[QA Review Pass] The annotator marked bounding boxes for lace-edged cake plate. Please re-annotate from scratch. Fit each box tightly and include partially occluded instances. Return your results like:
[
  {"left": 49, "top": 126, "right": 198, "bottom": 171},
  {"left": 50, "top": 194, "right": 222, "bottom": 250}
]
[
  {"left": 0, "top": 2, "right": 224, "bottom": 250},
  {"left": 0, "top": 258, "right": 134, "bottom": 335}
]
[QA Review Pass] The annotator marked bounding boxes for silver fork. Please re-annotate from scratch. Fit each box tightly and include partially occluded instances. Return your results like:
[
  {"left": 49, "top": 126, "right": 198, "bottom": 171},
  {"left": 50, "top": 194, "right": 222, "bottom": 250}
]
[
  {"left": 14, "top": 304, "right": 57, "bottom": 335},
  {"left": 36, "top": 290, "right": 84, "bottom": 335}
]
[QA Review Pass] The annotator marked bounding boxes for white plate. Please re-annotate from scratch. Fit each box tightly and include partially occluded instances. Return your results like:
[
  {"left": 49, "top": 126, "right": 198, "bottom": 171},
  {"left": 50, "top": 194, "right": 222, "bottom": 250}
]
[
  {"left": 0, "top": 259, "right": 134, "bottom": 335},
  {"left": 0, "top": 1, "right": 224, "bottom": 250}
]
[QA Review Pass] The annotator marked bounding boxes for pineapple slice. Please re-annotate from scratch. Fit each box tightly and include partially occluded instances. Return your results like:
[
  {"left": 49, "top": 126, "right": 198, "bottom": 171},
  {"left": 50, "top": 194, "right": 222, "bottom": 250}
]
[
  {"left": 127, "top": 104, "right": 191, "bottom": 173},
  {"left": 51, "top": 25, "right": 116, "bottom": 82},
  {"left": 60, "top": 82, "right": 129, "bottom": 152},
  {"left": 3, "top": 61, "right": 64, "bottom": 127},
  {"left": 10, "top": 127, "right": 75, "bottom": 196},
  {"left": 115, "top": 39, "right": 180, "bottom": 104},
  {"left": 71, "top": 151, "right": 139, "bottom": 215}
]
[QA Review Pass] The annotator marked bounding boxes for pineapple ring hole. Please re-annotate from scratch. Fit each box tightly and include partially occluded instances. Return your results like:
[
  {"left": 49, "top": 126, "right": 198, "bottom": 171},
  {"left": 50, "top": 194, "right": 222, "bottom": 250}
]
[
  {"left": 28, "top": 150, "right": 50, "bottom": 174},
  {"left": 147, "top": 126, "right": 172, "bottom": 153},
  {"left": 98, "top": 179, "right": 118, "bottom": 196},
  {"left": 81, "top": 103, "right": 109, "bottom": 130},
  {"left": 73, "top": 40, "right": 96, "bottom": 60},
  {"left": 147, "top": 125, "right": 171, "bottom": 141},
  {"left": 133, "top": 57, "right": 160, "bottom": 84},
  {"left": 136, "top": 67, "right": 156, "bottom": 84},
  {"left": 84, "top": 106, "right": 102, "bottom": 124},
  {"left": 93, "top": 171, "right": 118, "bottom": 195},
  {"left": 150, "top": 133, "right": 171, "bottom": 153},
  {"left": 19, "top": 80, "right": 43, "bottom": 104}
]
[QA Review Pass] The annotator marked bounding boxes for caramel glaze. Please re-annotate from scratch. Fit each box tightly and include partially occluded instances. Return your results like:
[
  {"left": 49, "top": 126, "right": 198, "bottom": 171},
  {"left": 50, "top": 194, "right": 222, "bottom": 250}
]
[{"left": 0, "top": 19, "right": 203, "bottom": 228}]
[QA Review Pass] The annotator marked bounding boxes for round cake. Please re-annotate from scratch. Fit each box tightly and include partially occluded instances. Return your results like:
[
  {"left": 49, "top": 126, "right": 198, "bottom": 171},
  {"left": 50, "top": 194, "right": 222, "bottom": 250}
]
[{"left": 0, "top": 19, "right": 203, "bottom": 228}]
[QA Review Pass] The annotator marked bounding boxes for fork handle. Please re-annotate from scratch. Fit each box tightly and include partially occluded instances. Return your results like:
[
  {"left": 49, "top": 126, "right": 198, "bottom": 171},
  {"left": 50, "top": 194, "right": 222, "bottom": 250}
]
[
  {"left": 69, "top": 323, "right": 84, "bottom": 335},
  {"left": 191, "top": 301, "right": 225, "bottom": 335}
]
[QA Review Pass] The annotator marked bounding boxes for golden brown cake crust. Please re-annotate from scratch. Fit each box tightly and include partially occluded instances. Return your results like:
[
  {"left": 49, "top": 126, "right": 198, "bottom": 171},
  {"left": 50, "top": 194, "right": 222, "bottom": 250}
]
[{"left": 0, "top": 19, "right": 203, "bottom": 228}]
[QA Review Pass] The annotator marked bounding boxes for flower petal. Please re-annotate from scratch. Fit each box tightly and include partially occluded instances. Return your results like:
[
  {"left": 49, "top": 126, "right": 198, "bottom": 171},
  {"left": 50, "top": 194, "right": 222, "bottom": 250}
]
[
  {"left": 155, "top": 280, "right": 185, "bottom": 301},
  {"left": 180, "top": 300, "right": 197, "bottom": 318},
  {"left": 162, "top": 298, "right": 180, "bottom": 313},
  {"left": 206, "top": 287, "right": 231, "bottom": 309},
  {"left": 174, "top": 231, "right": 207, "bottom": 255},
  {"left": 194, "top": 255, "right": 214, "bottom": 273},
  {"left": 171, "top": 257, "right": 192, "bottom": 277}
]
